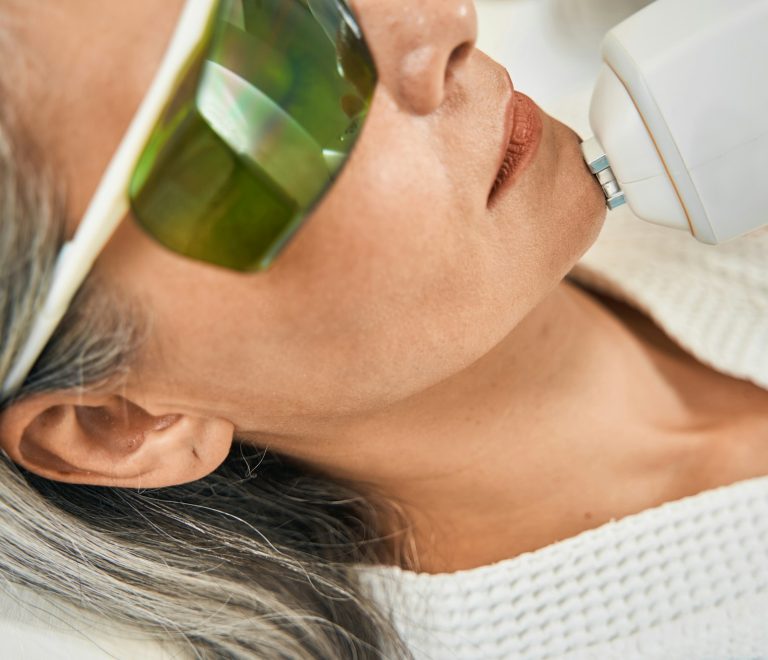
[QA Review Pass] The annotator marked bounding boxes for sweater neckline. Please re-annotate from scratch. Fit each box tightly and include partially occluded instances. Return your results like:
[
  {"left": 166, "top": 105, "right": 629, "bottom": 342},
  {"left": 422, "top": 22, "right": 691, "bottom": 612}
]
[
  {"left": 357, "top": 467, "right": 768, "bottom": 660},
  {"left": 358, "top": 470, "right": 768, "bottom": 582}
]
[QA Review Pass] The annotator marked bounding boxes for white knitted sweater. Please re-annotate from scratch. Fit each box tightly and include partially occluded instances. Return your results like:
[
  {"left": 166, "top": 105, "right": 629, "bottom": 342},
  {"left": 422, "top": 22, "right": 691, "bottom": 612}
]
[{"left": 356, "top": 209, "right": 768, "bottom": 660}]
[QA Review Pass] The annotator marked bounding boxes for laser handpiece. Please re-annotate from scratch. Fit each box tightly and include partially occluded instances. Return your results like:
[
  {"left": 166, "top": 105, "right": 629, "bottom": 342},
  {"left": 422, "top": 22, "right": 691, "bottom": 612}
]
[{"left": 581, "top": 0, "right": 768, "bottom": 244}]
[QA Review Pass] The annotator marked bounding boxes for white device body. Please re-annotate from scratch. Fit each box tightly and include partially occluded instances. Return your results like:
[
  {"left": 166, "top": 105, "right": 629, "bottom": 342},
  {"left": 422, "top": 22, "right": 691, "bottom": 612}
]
[{"left": 584, "top": 0, "right": 768, "bottom": 244}]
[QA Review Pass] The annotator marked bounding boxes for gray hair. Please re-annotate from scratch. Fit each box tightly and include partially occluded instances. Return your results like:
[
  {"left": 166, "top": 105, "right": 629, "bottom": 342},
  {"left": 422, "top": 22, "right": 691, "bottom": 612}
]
[{"left": 0, "top": 103, "right": 412, "bottom": 658}]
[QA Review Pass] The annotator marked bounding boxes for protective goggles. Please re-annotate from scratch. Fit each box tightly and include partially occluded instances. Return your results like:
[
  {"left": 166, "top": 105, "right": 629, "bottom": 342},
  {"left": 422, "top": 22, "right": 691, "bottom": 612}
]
[{"left": 2, "top": 0, "right": 376, "bottom": 396}]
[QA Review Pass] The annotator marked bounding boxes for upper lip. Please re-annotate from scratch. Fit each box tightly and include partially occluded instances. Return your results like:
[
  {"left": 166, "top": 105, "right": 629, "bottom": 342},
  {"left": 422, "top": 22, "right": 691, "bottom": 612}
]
[{"left": 493, "top": 69, "right": 517, "bottom": 194}]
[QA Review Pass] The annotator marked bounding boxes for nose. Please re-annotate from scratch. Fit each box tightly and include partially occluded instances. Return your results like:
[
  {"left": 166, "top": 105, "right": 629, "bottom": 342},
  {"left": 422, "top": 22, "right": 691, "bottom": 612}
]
[{"left": 349, "top": 0, "right": 478, "bottom": 115}]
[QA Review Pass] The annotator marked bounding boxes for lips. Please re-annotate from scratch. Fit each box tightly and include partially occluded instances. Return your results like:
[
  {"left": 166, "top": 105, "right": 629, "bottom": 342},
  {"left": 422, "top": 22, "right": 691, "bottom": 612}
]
[{"left": 488, "top": 90, "right": 543, "bottom": 205}]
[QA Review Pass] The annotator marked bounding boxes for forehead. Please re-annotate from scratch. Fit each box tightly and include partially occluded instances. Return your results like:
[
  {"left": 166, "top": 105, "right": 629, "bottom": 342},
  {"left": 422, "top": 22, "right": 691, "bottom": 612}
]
[{"left": 4, "top": 1, "right": 185, "bottom": 233}]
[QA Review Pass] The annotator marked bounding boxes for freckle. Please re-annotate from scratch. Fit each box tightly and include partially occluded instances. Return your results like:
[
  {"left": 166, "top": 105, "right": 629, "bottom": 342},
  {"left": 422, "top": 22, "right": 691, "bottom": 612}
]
[{"left": 584, "top": 511, "right": 592, "bottom": 520}]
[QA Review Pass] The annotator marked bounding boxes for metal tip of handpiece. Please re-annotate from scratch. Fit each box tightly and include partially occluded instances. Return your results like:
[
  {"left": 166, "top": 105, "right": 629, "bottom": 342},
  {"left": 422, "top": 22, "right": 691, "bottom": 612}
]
[
  {"left": 580, "top": 137, "right": 626, "bottom": 211},
  {"left": 607, "top": 192, "right": 626, "bottom": 210},
  {"left": 580, "top": 137, "right": 607, "bottom": 173}
]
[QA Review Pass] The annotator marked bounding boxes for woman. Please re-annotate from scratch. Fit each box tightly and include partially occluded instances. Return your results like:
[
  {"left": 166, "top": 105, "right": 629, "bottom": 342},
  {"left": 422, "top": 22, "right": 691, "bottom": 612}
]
[{"left": 1, "top": 0, "right": 767, "bottom": 657}]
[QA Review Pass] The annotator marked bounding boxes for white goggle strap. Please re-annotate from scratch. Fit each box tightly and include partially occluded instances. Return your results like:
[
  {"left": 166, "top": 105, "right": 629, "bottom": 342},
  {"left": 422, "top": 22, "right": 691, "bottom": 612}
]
[{"left": 1, "top": 0, "right": 219, "bottom": 398}]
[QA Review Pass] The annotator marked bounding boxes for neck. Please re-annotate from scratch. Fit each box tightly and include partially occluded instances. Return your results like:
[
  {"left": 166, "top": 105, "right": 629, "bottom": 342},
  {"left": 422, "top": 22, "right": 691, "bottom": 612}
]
[{"left": 244, "top": 279, "right": 724, "bottom": 572}]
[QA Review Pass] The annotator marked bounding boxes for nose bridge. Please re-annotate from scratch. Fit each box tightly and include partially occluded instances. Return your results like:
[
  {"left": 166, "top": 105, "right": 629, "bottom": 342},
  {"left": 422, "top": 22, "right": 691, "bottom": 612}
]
[{"left": 351, "top": 0, "right": 478, "bottom": 116}]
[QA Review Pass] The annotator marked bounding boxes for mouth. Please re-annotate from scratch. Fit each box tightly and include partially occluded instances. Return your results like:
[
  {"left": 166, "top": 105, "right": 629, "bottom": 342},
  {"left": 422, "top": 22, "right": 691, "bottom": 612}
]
[{"left": 488, "top": 89, "right": 544, "bottom": 206}]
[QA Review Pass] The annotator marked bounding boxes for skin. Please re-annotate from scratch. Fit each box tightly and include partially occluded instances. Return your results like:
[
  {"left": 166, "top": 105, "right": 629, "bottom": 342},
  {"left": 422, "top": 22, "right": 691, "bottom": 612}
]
[{"left": 3, "top": 0, "right": 768, "bottom": 572}]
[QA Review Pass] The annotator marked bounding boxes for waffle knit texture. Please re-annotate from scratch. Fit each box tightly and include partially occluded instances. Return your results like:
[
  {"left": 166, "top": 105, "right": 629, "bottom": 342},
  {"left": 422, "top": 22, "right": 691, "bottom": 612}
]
[{"left": 357, "top": 209, "right": 768, "bottom": 659}]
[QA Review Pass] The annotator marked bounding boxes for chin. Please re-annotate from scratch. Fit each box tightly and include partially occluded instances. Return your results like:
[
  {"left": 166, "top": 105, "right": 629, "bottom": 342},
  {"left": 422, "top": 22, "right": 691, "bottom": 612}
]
[
  {"left": 548, "top": 115, "right": 608, "bottom": 269},
  {"left": 487, "top": 110, "right": 607, "bottom": 317}
]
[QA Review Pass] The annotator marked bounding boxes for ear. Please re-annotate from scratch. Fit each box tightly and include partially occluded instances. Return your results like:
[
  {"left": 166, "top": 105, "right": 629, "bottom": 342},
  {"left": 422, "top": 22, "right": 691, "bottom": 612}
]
[{"left": 0, "top": 393, "right": 234, "bottom": 488}]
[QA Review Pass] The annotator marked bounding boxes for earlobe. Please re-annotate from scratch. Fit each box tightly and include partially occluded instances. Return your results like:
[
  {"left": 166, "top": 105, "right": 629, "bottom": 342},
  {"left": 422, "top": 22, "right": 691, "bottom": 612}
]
[{"left": 0, "top": 393, "right": 233, "bottom": 488}]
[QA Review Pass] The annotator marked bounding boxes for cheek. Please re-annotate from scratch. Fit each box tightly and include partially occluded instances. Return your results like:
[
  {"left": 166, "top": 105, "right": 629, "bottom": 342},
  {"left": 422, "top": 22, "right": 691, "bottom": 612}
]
[{"left": 263, "top": 118, "right": 527, "bottom": 409}]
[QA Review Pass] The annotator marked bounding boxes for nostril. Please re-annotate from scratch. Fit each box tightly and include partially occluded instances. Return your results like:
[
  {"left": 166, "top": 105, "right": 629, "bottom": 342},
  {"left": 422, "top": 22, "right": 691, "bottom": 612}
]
[
  {"left": 446, "top": 42, "right": 472, "bottom": 84},
  {"left": 448, "top": 42, "right": 472, "bottom": 68}
]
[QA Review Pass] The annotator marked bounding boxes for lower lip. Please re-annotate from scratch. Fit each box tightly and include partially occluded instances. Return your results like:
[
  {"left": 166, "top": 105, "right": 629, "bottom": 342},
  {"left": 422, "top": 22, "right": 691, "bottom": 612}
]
[{"left": 489, "top": 92, "right": 543, "bottom": 205}]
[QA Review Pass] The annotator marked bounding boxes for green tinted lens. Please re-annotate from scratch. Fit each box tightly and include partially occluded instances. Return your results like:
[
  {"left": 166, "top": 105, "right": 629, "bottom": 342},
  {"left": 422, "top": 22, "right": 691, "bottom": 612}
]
[{"left": 129, "top": 0, "right": 377, "bottom": 271}]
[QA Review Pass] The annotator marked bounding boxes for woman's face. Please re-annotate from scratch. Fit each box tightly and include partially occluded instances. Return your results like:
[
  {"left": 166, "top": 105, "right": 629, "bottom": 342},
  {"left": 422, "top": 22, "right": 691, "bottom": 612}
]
[{"left": 13, "top": 0, "right": 605, "bottom": 431}]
